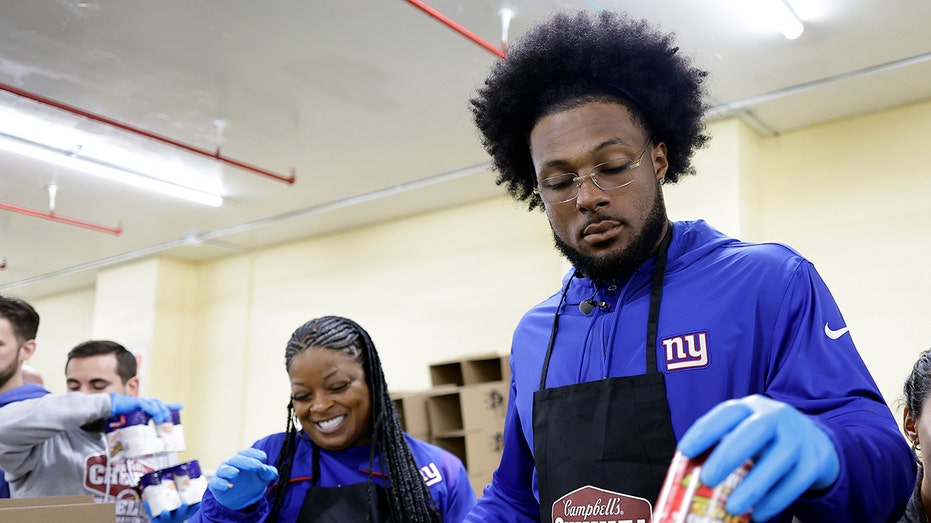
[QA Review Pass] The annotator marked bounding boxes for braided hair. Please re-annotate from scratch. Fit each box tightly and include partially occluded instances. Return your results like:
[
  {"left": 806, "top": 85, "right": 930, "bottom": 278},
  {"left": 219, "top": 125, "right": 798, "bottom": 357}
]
[
  {"left": 904, "top": 349, "right": 931, "bottom": 421},
  {"left": 268, "top": 316, "right": 441, "bottom": 522},
  {"left": 903, "top": 349, "right": 931, "bottom": 461},
  {"left": 470, "top": 10, "right": 710, "bottom": 211}
]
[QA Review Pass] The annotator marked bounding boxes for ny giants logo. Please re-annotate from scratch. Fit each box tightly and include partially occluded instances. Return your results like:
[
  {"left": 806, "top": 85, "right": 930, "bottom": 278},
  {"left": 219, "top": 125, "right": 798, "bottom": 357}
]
[{"left": 661, "top": 331, "right": 710, "bottom": 371}]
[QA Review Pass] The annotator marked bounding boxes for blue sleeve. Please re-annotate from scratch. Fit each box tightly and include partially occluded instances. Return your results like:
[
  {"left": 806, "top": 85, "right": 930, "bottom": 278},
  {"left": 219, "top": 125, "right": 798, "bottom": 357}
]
[
  {"left": 439, "top": 459, "right": 477, "bottom": 523},
  {"left": 187, "top": 438, "right": 277, "bottom": 523},
  {"left": 766, "top": 261, "right": 915, "bottom": 522},
  {"left": 463, "top": 377, "right": 539, "bottom": 523},
  {"left": 188, "top": 490, "right": 270, "bottom": 523}
]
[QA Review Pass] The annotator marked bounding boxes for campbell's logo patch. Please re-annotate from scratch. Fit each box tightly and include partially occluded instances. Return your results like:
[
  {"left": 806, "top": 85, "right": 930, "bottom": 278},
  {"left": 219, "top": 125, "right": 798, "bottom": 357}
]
[
  {"left": 552, "top": 485, "right": 651, "bottom": 523},
  {"left": 84, "top": 453, "right": 154, "bottom": 497},
  {"left": 662, "top": 331, "right": 710, "bottom": 371}
]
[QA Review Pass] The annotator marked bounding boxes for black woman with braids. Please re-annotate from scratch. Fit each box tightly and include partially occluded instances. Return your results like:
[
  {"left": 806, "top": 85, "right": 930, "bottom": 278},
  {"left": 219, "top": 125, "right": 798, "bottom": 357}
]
[{"left": 192, "top": 316, "right": 476, "bottom": 522}]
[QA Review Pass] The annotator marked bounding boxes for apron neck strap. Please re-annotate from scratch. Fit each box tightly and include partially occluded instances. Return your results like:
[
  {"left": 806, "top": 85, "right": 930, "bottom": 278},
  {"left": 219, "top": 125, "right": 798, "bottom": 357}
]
[
  {"left": 538, "top": 222, "right": 673, "bottom": 390},
  {"left": 646, "top": 223, "right": 673, "bottom": 372}
]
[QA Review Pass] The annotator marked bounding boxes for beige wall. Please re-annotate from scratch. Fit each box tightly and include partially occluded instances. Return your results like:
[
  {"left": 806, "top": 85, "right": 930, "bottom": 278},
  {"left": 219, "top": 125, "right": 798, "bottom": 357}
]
[{"left": 26, "top": 98, "right": 931, "bottom": 470}]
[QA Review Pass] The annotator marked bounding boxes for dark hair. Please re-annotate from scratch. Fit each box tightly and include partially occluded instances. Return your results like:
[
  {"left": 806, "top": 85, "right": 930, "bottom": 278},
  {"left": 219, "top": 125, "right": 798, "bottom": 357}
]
[
  {"left": 269, "top": 316, "right": 441, "bottom": 523},
  {"left": 470, "top": 10, "right": 710, "bottom": 210},
  {"left": 66, "top": 340, "right": 137, "bottom": 383},
  {"left": 0, "top": 294, "right": 40, "bottom": 345},
  {"left": 904, "top": 349, "right": 931, "bottom": 420}
]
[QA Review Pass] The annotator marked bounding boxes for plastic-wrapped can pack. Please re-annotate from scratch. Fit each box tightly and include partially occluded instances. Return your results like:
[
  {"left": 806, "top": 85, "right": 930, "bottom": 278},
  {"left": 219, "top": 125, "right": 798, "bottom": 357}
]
[{"left": 653, "top": 450, "right": 752, "bottom": 523}]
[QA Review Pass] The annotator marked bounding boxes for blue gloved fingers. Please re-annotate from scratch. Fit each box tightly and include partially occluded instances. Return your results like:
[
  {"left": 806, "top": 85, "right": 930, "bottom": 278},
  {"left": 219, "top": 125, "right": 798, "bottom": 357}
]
[
  {"left": 236, "top": 448, "right": 268, "bottom": 461},
  {"left": 734, "top": 424, "right": 838, "bottom": 520},
  {"left": 167, "top": 403, "right": 184, "bottom": 411},
  {"left": 208, "top": 448, "right": 279, "bottom": 510},
  {"left": 225, "top": 453, "right": 269, "bottom": 472},
  {"left": 145, "top": 397, "right": 172, "bottom": 423},
  {"left": 225, "top": 449, "right": 279, "bottom": 481},
  {"left": 681, "top": 395, "right": 840, "bottom": 521},
  {"left": 109, "top": 393, "right": 172, "bottom": 423},
  {"left": 678, "top": 398, "right": 754, "bottom": 458},
  {"left": 699, "top": 403, "right": 780, "bottom": 486},
  {"left": 208, "top": 470, "right": 236, "bottom": 493},
  {"left": 212, "top": 464, "right": 241, "bottom": 485},
  {"left": 723, "top": 431, "right": 798, "bottom": 516}
]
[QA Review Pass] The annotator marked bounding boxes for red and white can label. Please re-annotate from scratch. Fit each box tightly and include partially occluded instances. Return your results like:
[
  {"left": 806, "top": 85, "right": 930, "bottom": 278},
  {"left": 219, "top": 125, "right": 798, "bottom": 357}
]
[{"left": 653, "top": 450, "right": 752, "bottom": 523}]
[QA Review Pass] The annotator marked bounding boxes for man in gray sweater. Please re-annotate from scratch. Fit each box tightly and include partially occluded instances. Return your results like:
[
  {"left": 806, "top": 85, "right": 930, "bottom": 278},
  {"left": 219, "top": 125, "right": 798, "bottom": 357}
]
[{"left": 0, "top": 340, "right": 173, "bottom": 523}]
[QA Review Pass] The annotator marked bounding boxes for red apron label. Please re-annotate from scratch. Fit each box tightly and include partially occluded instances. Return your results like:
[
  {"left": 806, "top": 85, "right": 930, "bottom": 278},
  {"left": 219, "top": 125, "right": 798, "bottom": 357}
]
[{"left": 552, "top": 484, "right": 652, "bottom": 523}]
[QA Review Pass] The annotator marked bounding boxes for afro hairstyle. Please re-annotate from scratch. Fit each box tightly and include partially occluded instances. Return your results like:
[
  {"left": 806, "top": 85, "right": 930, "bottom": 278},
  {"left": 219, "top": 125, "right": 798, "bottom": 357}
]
[{"left": 470, "top": 10, "right": 710, "bottom": 211}]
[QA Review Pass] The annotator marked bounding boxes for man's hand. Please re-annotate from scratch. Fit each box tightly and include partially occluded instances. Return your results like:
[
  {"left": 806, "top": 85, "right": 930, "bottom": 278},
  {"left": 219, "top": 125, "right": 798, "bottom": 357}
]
[
  {"left": 677, "top": 394, "right": 839, "bottom": 521},
  {"left": 109, "top": 393, "right": 173, "bottom": 423}
]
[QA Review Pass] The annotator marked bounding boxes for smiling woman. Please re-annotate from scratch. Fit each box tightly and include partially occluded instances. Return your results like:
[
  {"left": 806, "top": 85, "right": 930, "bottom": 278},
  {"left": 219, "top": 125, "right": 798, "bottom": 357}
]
[{"left": 190, "top": 316, "right": 476, "bottom": 523}]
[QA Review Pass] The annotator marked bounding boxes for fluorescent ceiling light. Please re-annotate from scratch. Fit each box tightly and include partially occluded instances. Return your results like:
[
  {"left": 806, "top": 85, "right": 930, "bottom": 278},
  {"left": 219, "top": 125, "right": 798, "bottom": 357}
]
[
  {"left": 0, "top": 106, "right": 223, "bottom": 207},
  {"left": 770, "top": 0, "right": 804, "bottom": 40},
  {"left": 0, "top": 133, "right": 223, "bottom": 207}
]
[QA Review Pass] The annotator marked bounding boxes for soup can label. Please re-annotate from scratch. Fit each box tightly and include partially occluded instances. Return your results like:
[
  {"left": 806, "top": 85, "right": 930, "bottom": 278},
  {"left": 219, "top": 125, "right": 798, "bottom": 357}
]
[{"left": 652, "top": 450, "right": 752, "bottom": 523}]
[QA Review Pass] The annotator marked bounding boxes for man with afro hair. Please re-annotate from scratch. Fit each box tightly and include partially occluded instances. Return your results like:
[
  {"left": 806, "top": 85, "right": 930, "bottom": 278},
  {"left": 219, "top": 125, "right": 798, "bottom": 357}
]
[{"left": 464, "top": 10, "right": 914, "bottom": 523}]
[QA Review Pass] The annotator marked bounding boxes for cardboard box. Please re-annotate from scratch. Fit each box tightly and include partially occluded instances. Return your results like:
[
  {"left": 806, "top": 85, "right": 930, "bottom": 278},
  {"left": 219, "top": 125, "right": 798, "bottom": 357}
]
[
  {"left": 391, "top": 389, "right": 432, "bottom": 440},
  {"left": 0, "top": 495, "right": 116, "bottom": 523},
  {"left": 429, "top": 354, "right": 509, "bottom": 387},
  {"left": 426, "top": 381, "right": 508, "bottom": 436},
  {"left": 433, "top": 428, "right": 505, "bottom": 476},
  {"left": 469, "top": 470, "right": 494, "bottom": 498}
]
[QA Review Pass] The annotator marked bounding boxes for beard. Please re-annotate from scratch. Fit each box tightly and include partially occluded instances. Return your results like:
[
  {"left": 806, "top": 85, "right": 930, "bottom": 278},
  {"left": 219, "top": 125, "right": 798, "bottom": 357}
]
[
  {"left": 553, "top": 188, "right": 667, "bottom": 282},
  {"left": 0, "top": 346, "right": 22, "bottom": 390}
]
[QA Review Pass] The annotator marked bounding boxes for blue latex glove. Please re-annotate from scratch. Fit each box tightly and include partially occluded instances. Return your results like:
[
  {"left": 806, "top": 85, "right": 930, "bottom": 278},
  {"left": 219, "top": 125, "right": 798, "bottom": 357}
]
[
  {"left": 145, "top": 501, "right": 201, "bottom": 522},
  {"left": 208, "top": 448, "right": 279, "bottom": 511},
  {"left": 677, "top": 394, "right": 839, "bottom": 522},
  {"left": 109, "top": 392, "right": 173, "bottom": 423}
]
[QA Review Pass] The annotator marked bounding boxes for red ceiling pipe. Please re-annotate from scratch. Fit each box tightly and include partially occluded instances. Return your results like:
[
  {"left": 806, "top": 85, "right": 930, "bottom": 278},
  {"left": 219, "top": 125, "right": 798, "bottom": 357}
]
[
  {"left": 0, "top": 81, "right": 295, "bottom": 185},
  {"left": 0, "top": 201, "right": 122, "bottom": 235},
  {"left": 405, "top": 0, "right": 506, "bottom": 59}
]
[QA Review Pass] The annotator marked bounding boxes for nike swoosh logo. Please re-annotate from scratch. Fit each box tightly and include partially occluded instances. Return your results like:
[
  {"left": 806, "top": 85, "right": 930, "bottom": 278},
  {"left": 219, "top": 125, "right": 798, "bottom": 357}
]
[{"left": 824, "top": 322, "right": 850, "bottom": 340}]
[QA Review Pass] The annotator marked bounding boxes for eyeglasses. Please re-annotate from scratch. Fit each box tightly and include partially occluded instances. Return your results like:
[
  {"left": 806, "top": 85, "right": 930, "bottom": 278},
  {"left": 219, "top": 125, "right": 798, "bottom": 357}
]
[{"left": 533, "top": 142, "right": 651, "bottom": 204}]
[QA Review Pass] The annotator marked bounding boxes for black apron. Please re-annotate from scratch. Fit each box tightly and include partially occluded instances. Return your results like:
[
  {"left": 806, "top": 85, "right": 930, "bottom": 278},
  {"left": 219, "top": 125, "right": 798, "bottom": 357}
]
[
  {"left": 295, "top": 444, "right": 393, "bottom": 523},
  {"left": 532, "top": 225, "right": 677, "bottom": 523},
  {"left": 296, "top": 483, "right": 391, "bottom": 523}
]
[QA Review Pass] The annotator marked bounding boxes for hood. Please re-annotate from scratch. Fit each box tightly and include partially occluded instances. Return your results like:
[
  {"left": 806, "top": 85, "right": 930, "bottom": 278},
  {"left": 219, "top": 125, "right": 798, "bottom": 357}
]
[{"left": 0, "top": 382, "right": 51, "bottom": 407}]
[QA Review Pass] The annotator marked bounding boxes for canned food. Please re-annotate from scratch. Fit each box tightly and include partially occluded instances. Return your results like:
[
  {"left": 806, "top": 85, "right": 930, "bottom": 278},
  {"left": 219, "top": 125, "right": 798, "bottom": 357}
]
[
  {"left": 155, "top": 408, "right": 186, "bottom": 453},
  {"left": 653, "top": 450, "right": 752, "bottom": 523},
  {"left": 106, "top": 409, "right": 164, "bottom": 459},
  {"left": 139, "top": 469, "right": 182, "bottom": 516},
  {"left": 168, "top": 460, "right": 208, "bottom": 505}
]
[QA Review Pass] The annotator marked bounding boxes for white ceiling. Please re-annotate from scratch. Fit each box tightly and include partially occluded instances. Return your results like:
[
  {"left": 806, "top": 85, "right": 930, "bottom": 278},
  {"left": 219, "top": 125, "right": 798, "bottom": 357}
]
[{"left": 1, "top": 0, "right": 930, "bottom": 300}]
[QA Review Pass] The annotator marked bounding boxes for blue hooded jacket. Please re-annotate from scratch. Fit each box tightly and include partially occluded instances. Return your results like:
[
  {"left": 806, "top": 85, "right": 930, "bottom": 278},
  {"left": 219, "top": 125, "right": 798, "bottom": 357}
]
[{"left": 465, "top": 220, "right": 915, "bottom": 523}]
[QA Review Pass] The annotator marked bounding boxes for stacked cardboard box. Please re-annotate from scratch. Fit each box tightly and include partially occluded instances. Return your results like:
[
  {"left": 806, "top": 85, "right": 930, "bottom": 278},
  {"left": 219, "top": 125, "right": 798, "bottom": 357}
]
[
  {"left": 392, "top": 353, "right": 509, "bottom": 498},
  {"left": 0, "top": 495, "right": 115, "bottom": 523}
]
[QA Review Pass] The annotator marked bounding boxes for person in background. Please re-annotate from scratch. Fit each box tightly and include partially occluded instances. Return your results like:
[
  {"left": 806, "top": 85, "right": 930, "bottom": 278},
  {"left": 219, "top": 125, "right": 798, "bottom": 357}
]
[
  {"left": 0, "top": 339, "right": 192, "bottom": 523},
  {"left": 464, "top": 9, "right": 914, "bottom": 523},
  {"left": 0, "top": 294, "right": 49, "bottom": 499},
  {"left": 192, "top": 315, "right": 476, "bottom": 522},
  {"left": 901, "top": 348, "right": 931, "bottom": 522}
]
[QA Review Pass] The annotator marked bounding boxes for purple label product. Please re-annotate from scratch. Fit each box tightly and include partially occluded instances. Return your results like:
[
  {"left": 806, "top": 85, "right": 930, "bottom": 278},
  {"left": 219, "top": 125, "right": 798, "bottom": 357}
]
[
  {"left": 139, "top": 470, "right": 182, "bottom": 516},
  {"left": 155, "top": 408, "right": 186, "bottom": 453},
  {"left": 106, "top": 409, "right": 164, "bottom": 459},
  {"left": 169, "top": 460, "right": 208, "bottom": 505}
]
